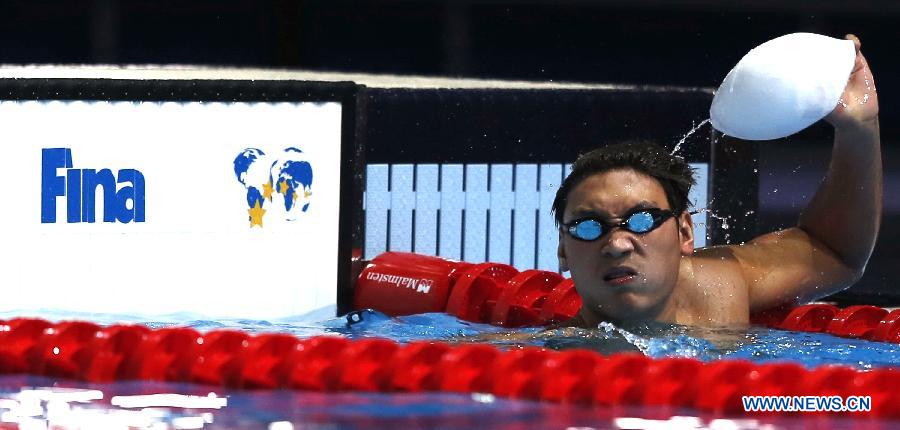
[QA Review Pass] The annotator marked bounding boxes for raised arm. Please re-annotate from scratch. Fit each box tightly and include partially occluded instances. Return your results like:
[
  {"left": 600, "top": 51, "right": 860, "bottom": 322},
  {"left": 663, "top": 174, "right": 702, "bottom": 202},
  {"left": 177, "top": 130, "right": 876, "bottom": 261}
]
[
  {"left": 729, "top": 35, "right": 881, "bottom": 310},
  {"left": 801, "top": 35, "right": 881, "bottom": 272}
]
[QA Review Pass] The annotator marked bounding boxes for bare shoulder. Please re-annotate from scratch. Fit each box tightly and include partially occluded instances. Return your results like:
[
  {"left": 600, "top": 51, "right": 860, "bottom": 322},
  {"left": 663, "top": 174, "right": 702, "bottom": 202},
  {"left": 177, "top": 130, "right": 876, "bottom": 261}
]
[
  {"left": 680, "top": 247, "right": 750, "bottom": 324},
  {"left": 689, "top": 245, "right": 746, "bottom": 284}
]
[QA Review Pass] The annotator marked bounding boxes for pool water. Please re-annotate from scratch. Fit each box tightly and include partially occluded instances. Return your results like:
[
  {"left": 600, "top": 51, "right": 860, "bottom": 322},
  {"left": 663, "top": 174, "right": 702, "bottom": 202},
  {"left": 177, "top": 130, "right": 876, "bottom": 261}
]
[
  {"left": 343, "top": 310, "right": 900, "bottom": 369},
  {"left": 0, "top": 308, "right": 898, "bottom": 429}
]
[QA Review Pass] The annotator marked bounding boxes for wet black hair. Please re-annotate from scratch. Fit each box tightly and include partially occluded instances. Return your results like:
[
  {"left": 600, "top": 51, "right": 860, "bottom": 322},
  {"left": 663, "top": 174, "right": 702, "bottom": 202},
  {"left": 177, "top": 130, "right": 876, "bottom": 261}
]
[{"left": 551, "top": 140, "right": 696, "bottom": 225}]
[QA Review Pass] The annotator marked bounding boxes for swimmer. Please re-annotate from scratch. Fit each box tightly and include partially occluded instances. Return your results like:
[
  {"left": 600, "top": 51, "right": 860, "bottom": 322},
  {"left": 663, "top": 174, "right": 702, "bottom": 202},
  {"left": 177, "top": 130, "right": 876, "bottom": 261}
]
[{"left": 558, "top": 35, "right": 879, "bottom": 327}]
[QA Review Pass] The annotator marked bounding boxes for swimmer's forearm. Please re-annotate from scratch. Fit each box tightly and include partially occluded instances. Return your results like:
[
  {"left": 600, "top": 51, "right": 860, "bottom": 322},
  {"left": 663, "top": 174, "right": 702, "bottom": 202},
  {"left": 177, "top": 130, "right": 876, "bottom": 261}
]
[{"left": 798, "top": 118, "right": 882, "bottom": 275}]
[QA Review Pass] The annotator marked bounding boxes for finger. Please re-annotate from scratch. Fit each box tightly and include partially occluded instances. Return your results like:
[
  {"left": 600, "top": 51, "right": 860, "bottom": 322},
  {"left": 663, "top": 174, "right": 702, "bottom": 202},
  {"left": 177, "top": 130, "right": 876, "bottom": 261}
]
[
  {"left": 853, "top": 52, "right": 865, "bottom": 75},
  {"left": 859, "top": 52, "right": 870, "bottom": 72},
  {"left": 859, "top": 53, "right": 875, "bottom": 89},
  {"left": 842, "top": 35, "right": 866, "bottom": 75},
  {"left": 845, "top": 34, "right": 861, "bottom": 53}
]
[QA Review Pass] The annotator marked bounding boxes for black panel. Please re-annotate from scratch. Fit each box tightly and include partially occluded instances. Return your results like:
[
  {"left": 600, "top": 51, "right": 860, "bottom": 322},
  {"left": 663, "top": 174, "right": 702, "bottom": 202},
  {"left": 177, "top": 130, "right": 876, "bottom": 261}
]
[
  {"left": 0, "top": 78, "right": 357, "bottom": 103},
  {"left": 364, "top": 87, "right": 712, "bottom": 164},
  {"left": 709, "top": 134, "right": 759, "bottom": 245}
]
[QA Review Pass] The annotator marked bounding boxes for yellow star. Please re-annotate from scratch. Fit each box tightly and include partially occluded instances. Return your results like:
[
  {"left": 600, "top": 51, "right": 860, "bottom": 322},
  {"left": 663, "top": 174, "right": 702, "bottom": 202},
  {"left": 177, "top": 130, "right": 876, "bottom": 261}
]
[
  {"left": 292, "top": 191, "right": 298, "bottom": 202},
  {"left": 261, "top": 181, "right": 274, "bottom": 201},
  {"left": 248, "top": 200, "right": 266, "bottom": 228},
  {"left": 304, "top": 189, "right": 312, "bottom": 199},
  {"left": 279, "top": 180, "right": 289, "bottom": 195}
]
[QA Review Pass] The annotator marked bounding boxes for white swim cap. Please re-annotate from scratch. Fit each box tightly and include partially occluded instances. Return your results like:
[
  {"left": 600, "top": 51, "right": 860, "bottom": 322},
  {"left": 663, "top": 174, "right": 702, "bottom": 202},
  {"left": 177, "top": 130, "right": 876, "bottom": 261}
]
[{"left": 710, "top": 33, "right": 856, "bottom": 141}]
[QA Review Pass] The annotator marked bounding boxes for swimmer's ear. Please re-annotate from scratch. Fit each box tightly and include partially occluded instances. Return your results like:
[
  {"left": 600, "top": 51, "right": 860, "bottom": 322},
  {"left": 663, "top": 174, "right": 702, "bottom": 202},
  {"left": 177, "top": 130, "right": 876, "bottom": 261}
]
[
  {"left": 678, "top": 211, "right": 694, "bottom": 255},
  {"left": 558, "top": 230, "right": 570, "bottom": 272}
]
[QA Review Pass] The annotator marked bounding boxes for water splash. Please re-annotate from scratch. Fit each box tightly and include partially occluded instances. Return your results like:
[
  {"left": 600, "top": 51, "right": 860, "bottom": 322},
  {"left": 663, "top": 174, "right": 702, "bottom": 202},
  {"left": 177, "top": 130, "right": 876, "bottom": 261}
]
[
  {"left": 671, "top": 118, "right": 711, "bottom": 156},
  {"left": 693, "top": 208, "right": 737, "bottom": 242}
]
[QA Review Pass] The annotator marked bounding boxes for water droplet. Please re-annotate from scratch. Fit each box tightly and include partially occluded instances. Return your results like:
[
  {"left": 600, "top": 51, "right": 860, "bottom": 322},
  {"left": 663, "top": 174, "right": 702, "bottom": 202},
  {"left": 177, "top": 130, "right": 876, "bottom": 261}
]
[{"left": 671, "top": 119, "right": 711, "bottom": 156}]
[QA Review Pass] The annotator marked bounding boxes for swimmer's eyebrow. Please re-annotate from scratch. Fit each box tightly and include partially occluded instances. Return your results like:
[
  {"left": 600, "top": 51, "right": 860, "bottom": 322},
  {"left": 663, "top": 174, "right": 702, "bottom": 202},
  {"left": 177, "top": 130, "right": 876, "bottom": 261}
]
[
  {"left": 628, "top": 201, "right": 662, "bottom": 212},
  {"left": 568, "top": 207, "right": 610, "bottom": 220}
]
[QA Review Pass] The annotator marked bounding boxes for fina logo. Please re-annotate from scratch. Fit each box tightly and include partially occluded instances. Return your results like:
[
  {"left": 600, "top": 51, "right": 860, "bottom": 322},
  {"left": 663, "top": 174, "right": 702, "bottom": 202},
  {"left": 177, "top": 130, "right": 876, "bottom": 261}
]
[
  {"left": 41, "top": 148, "right": 146, "bottom": 224},
  {"left": 233, "top": 147, "right": 313, "bottom": 228}
]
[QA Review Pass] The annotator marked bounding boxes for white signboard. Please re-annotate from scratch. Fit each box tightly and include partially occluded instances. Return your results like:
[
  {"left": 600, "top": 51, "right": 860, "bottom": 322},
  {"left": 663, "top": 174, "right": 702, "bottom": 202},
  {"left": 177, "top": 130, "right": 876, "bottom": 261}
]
[{"left": 0, "top": 100, "right": 344, "bottom": 318}]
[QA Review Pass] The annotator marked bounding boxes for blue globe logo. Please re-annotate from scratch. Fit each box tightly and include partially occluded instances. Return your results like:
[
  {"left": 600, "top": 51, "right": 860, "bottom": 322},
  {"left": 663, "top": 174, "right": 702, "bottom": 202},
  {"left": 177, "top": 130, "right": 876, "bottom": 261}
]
[{"left": 233, "top": 147, "right": 314, "bottom": 227}]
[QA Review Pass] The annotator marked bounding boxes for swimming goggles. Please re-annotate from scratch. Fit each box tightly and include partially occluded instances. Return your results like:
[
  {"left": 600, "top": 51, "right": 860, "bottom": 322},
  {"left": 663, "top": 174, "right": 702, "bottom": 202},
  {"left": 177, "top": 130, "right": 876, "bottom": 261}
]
[{"left": 563, "top": 208, "right": 675, "bottom": 241}]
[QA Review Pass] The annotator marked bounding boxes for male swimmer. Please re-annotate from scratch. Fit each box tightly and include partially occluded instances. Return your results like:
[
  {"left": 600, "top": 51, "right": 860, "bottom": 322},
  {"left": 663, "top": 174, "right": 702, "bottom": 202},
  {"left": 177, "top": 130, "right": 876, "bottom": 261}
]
[{"left": 556, "top": 35, "right": 880, "bottom": 327}]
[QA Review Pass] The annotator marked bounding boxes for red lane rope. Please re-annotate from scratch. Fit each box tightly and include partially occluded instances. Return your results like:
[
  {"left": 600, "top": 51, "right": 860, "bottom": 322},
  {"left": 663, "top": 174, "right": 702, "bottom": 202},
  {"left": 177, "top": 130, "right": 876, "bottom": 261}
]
[
  {"left": 751, "top": 304, "right": 900, "bottom": 342},
  {"left": 357, "top": 252, "right": 900, "bottom": 343},
  {"left": 0, "top": 317, "right": 898, "bottom": 418}
]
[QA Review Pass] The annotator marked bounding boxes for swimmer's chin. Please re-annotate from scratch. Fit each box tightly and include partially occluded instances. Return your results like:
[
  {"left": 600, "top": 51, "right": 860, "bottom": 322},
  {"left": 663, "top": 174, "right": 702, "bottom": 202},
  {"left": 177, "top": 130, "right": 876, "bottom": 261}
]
[{"left": 588, "top": 295, "right": 667, "bottom": 322}]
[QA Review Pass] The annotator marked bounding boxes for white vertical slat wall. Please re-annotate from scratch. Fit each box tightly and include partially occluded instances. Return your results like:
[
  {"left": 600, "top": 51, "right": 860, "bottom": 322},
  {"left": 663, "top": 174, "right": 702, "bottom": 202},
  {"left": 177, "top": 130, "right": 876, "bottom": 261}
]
[
  {"left": 414, "top": 164, "right": 440, "bottom": 256},
  {"left": 364, "top": 163, "right": 709, "bottom": 272},
  {"left": 463, "top": 165, "right": 490, "bottom": 263},
  {"left": 438, "top": 165, "right": 465, "bottom": 260}
]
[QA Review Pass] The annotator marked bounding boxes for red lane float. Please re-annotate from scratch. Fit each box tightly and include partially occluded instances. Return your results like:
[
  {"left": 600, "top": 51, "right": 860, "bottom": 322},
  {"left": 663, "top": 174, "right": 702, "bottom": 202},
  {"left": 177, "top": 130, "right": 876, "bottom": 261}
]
[
  {"left": 188, "top": 329, "right": 251, "bottom": 387},
  {"left": 355, "top": 252, "right": 900, "bottom": 344},
  {"left": 490, "top": 347, "right": 551, "bottom": 399},
  {"left": 871, "top": 309, "right": 900, "bottom": 343},
  {"left": 642, "top": 357, "right": 703, "bottom": 408},
  {"left": 355, "top": 252, "right": 580, "bottom": 326},
  {"left": 0, "top": 317, "right": 898, "bottom": 418},
  {"left": 759, "top": 304, "right": 900, "bottom": 343},
  {"left": 355, "top": 252, "right": 473, "bottom": 316},
  {"left": 83, "top": 324, "right": 152, "bottom": 382},
  {"left": 122, "top": 327, "right": 201, "bottom": 382},
  {"left": 287, "top": 336, "right": 350, "bottom": 391},
  {"left": 593, "top": 353, "right": 652, "bottom": 407},
  {"left": 490, "top": 270, "right": 565, "bottom": 327},
  {"left": 335, "top": 338, "right": 399, "bottom": 391},
  {"left": 34, "top": 321, "right": 102, "bottom": 379},
  {"left": 238, "top": 333, "right": 301, "bottom": 389},
  {"left": 388, "top": 341, "right": 451, "bottom": 392},
  {"left": 0, "top": 318, "right": 54, "bottom": 374},
  {"left": 433, "top": 344, "right": 500, "bottom": 393},
  {"left": 538, "top": 349, "right": 604, "bottom": 404},
  {"left": 827, "top": 306, "right": 889, "bottom": 339},
  {"left": 446, "top": 263, "right": 519, "bottom": 323},
  {"left": 538, "top": 279, "right": 581, "bottom": 325},
  {"left": 693, "top": 359, "right": 755, "bottom": 414}
]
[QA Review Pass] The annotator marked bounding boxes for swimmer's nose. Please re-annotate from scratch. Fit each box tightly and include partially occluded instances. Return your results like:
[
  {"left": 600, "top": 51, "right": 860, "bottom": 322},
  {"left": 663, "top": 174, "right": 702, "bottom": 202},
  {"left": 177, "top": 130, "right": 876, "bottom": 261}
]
[{"left": 601, "top": 229, "right": 635, "bottom": 259}]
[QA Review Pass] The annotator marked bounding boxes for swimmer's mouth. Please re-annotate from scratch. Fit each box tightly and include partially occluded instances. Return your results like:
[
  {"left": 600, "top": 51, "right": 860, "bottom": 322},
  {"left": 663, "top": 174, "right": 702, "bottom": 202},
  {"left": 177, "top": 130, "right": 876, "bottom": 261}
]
[{"left": 603, "top": 266, "right": 638, "bottom": 285}]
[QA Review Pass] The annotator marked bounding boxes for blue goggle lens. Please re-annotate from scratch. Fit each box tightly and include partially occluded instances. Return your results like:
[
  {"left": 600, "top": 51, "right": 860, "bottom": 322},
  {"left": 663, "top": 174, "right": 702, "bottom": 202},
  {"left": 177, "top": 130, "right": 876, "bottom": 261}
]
[
  {"left": 573, "top": 219, "right": 603, "bottom": 240},
  {"left": 625, "top": 211, "right": 655, "bottom": 233}
]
